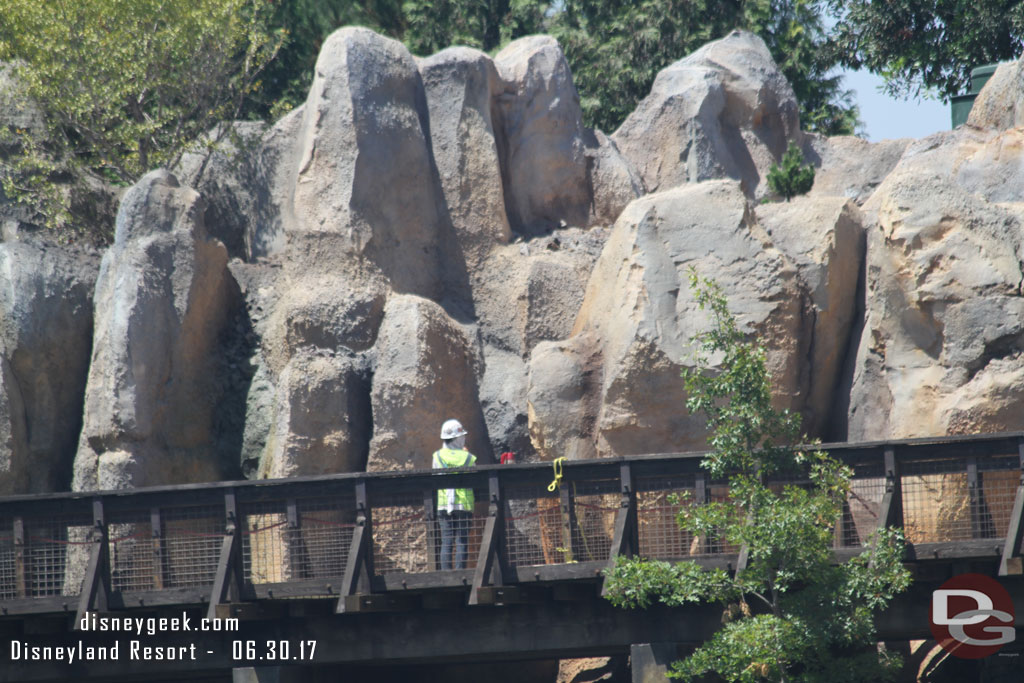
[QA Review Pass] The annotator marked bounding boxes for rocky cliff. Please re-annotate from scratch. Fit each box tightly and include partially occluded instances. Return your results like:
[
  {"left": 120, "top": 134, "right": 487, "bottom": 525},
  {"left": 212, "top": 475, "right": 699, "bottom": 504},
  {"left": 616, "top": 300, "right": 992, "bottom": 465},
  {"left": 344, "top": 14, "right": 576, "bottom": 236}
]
[{"left": 3, "top": 28, "right": 1024, "bottom": 495}]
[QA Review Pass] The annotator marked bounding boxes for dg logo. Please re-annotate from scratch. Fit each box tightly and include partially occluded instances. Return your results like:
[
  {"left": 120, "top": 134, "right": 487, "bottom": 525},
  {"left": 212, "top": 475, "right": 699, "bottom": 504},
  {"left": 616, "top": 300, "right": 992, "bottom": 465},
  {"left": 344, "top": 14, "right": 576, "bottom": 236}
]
[{"left": 930, "top": 573, "right": 1016, "bottom": 659}]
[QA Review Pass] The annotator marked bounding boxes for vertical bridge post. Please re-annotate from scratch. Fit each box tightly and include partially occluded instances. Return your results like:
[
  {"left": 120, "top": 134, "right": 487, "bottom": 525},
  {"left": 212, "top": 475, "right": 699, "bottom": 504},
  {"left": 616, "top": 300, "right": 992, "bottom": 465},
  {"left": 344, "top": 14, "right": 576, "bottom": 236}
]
[
  {"left": 208, "top": 489, "right": 243, "bottom": 622},
  {"left": 469, "top": 472, "right": 506, "bottom": 605},
  {"left": 601, "top": 462, "right": 637, "bottom": 597},
  {"left": 76, "top": 498, "right": 111, "bottom": 626},
  {"left": 872, "top": 447, "right": 903, "bottom": 568},
  {"left": 337, "top": 480, "right": 374, "bottom": 613},
  {"left": 999, "top": 437, "right": 1024, "bottom": 576}
]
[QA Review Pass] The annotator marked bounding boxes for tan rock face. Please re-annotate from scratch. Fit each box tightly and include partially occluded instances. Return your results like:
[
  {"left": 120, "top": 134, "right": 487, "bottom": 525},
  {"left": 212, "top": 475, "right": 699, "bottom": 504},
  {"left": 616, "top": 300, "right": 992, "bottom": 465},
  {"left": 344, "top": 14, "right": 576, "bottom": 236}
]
[
  {"left": 0, "top": 242, "right": 97, "bottom": 493},
  {"left": 847, "top": 127, "right": 1024, "bottom": 440},
  {"left": 72, "top": 170, "right": 237, "bottom": 490},
  {"left": 290, "top": 27, "right": 446, "bottom": 298},
  {"left": 263, "top": 351, "right": 371, "bottom": 478},
  {"left": 613, "top": 30, "right": 801, "bottom": 199},
  {"left": 419, "top": 47, "right": 511, "bottom": 272},
  {"left": 368, "top": 294, "right": 492, "bottom": 471},
  {"left": 495, "top": 35, "right": 591, "bottom": 233},
  {"left": 807, "top": 134, "right": 910, "bottom": 205},
  {"left": 528, "top": 181, "right": 865, "bottom": 460}
]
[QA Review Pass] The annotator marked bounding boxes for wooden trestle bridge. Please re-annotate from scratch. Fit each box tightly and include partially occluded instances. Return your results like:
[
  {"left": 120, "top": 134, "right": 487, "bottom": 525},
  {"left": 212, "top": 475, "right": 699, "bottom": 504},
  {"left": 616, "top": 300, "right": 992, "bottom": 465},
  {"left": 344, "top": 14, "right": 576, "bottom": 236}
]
[{"left": 2, "top": 433, "right": 1024, "bottom": 681}]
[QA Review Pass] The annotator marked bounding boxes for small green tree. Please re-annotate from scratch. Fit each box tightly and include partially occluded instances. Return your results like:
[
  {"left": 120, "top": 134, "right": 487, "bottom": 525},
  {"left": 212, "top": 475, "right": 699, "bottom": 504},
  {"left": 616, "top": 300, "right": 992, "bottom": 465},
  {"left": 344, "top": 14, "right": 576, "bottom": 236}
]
[
  {"left": 0, "top": 0, "right": 282, "bottom": 241},
  {"left": 603, "top": 271, "right": 911, "bottom": 682},
  {"left": 767, "top": 142, "right": 815, "bottom": 201}
]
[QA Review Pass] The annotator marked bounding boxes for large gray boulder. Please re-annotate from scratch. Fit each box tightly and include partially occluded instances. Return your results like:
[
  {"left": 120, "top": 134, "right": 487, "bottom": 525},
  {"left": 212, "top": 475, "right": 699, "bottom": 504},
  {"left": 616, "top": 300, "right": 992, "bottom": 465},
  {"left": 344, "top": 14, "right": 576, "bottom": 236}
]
[
  {"left": 0, "top": 242, "right": 97, "bottom": 493},
  {"left": 419, "top": 47, "right": 511, "bottom": 272},
  {"left": 612, "top": 30, "right": 801, "bottom": 199},
  {"left": 73, "top": 170, "right": 238, "bottom": 491},
  {"left": 174, "top": 121, "right": 268, "bottom": 260},
  {"left": 495, "top": 36, "right": 591, "bottom": 232},
  {"left": 756, "top": 196, "right": 864, "bottom": 434},
  {"left": 262, "top": 350, "right": 371, "bottom": 478},
  {"left": 290, "top": 27, "right": 447, "bottom": 299},
  {"left": 847, "top": 129, "right": 1024, "bottom": 439},
  {"left": 368, "top": 295, "right": 492, "bottom": 471},
  {"left": 807, "top": 134, "right": 909, "bottom": 205},
  {"left": 527, "top": 180, "right": 864, "bottom": 460},
  {"left": 967, "top": 58, "right": 1024, "bottom": 131}
]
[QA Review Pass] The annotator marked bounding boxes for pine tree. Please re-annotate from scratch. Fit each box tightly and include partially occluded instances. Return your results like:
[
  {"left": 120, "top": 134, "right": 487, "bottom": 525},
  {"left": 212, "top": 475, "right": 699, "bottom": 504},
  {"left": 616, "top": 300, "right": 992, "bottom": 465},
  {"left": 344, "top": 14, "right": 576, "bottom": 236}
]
[{"left": 767, "top": 142, "right": 815, "bottom": 201}]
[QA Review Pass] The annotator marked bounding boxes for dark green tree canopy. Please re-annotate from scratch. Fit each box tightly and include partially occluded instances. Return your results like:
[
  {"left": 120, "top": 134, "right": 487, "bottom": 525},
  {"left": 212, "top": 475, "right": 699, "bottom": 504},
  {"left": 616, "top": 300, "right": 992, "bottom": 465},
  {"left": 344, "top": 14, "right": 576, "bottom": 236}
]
[{"left": 828, "top": 1, "right": 1024, "bottom": 101}]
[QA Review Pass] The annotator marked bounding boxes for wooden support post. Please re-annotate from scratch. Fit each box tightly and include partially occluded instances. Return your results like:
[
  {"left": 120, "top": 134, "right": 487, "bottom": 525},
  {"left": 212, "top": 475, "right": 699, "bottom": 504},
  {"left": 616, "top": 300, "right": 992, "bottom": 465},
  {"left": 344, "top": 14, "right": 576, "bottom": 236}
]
[
  {"left": 559, "top": 485, "right": 578, "bottom": 563},
  {"left": 75, "top": 498, "right": 110, "bottom": 627},
  {"left": 999, "top": 439, "right": 1024, "bottom": 576},
  {"left": 872, "top": 447, "right": 903, "bottom": 569},
  {"left": 337, "top": 481, "right": 374, "bottom": 614},
  {"left": 601, "top": 463, "right": 637, "bottom": 598},
  {"left": 694, "top": 473, "right": 709, "bottom": 555},
  {"left": 208, "top": 489, "right": 244, "bottom": 622},
  {"left": 424, "top": 488, "right": 438, "bottom": 572},
  {"left": 967, "top": 457, "right": 983, "bottom": 539},
  {"left": 286, "top": 499, "right": 306, "bottom": 581},
  {"left": 468, "top": 473, "right": 505, "bottom": 606},
  {"left": 13, "top": 516, "right": 27, "bottom": 598},
  {"left": 879, "top": 447, "right": 903, "bottom": 529},
  {"left": 150, "top": 507, "right": 165, "bottom": 591}
]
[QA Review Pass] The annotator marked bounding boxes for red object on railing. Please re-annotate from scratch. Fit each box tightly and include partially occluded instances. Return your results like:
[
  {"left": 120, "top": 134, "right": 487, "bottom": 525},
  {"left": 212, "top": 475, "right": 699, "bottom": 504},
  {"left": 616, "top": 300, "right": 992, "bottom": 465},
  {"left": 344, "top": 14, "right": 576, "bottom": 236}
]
[{"left": 500, "top": 452, "right": 515, "bottom": 464}]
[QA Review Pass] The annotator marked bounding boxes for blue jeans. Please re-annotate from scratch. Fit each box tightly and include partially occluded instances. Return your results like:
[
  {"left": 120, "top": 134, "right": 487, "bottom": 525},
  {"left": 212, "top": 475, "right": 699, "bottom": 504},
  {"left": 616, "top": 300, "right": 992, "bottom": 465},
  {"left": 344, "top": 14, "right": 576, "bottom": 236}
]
[{"left": 438, "top": 510, "right": 471, "bottom": 570}]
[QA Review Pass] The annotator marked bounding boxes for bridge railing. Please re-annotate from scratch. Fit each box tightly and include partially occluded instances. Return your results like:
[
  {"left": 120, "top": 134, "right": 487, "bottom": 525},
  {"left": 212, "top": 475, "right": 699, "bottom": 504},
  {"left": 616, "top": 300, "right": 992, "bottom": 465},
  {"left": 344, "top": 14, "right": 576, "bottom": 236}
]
[{"left": 1, "top": 433, "right": 1022, "bottom": 618}]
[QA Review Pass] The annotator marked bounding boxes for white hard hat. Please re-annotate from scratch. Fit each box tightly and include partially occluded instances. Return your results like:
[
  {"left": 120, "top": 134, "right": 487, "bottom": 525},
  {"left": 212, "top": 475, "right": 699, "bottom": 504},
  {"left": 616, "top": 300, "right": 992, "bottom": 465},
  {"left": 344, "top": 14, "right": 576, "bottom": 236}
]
[{"left": 440, "top": 419, "right": 468, "bottom": 440}]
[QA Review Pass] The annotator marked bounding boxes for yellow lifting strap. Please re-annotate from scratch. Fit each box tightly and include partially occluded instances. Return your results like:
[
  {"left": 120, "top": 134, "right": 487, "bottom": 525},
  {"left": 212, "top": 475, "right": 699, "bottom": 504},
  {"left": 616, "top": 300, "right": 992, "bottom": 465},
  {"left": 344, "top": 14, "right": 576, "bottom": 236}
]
[{"left": 547, "top": 456, "right": 566, "bottom": 492}]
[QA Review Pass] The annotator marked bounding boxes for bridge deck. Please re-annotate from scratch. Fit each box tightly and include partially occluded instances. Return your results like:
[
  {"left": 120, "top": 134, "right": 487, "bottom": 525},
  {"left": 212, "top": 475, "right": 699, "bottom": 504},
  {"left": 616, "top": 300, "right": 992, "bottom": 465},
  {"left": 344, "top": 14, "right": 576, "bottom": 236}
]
[{"left": 1, "top": 433, "right": 1023, "bottom": 680}]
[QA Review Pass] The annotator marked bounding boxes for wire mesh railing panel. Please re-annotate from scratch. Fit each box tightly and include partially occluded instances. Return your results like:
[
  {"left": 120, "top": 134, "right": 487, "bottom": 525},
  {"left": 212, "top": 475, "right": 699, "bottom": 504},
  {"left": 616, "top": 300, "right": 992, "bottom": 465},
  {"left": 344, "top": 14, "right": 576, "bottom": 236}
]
[
  {"left": 161, "top": 506, "right": 223, "bottom": 589},
  {"left": 569, "top": 492, "right": 617, "bottom": 563},
  {"left": 704, "top": 483, "right": 740, "bottom": 556},
  {"left": 25, "top": 515, "right": 92, "bottom": 597},
  {"left": 372, "top": 491, "right": 430, "bottom": 575},
  {"left": 241, "top": 502, "right": 288, "bottom": 584},
  {"left": 977, "top": 460, "right": 1019, "bottom": 540},
  {"left": 637, "top": 475, "right": 698, "bottom": 559},
  {"left": 504, "top": 484, "right": 561, "bottom": 567},
  {"left": 0, "top": 518, "right": 14, "bottom": 600},
  {"left": 295, "top": 497, "right": 356, "bottom": 580},
  {"left": 841, "top": 463, "right": 886, "bottom": 547},
  {"left": 901, "top": 459, "right": 970, "bottom": 543},
  {"left": 107, "top": 511, "right": 154, "bottom": 593}
]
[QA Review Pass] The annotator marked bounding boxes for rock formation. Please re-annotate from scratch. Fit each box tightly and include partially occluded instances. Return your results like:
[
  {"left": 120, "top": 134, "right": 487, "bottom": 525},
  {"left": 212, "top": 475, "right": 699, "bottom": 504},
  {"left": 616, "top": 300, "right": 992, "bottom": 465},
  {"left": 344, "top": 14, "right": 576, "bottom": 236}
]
[
  {"left": 612, "top": 30, "right": 801, "bottom": 199},
  {"left": 0, "top": 242, "right": 97, "bottom": 493},
  {"left": 526, "top": 180, "right": 864, "bottom": 461},
  {"left": 72, "top": 170, "right": 238, "bottom": 490},
  {"left": 0, "top": 24, "right": 1022, "bottom": 505}
]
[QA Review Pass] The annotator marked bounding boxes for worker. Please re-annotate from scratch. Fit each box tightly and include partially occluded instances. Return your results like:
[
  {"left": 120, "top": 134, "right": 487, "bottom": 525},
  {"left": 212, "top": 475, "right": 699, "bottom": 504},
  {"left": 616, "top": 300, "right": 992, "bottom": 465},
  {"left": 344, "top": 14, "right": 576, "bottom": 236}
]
[{"left": 433, "top": 419, "right": 477, "bottom": 570}]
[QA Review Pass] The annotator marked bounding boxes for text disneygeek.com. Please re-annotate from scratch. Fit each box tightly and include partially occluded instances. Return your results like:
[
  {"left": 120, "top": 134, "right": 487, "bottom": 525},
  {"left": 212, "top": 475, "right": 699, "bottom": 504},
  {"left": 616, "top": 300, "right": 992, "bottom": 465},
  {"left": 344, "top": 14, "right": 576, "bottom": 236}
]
[{"left": 6, "top": 612, "right": 316, "bottom": 665}]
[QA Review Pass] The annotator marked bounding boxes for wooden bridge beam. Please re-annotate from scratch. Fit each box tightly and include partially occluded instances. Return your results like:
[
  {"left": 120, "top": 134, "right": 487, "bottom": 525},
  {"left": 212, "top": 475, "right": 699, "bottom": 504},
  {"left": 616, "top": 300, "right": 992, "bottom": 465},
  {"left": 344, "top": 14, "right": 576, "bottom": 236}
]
[
  {"left": 999, "top": 438, "right": 1024, "bottom": 576},
  {"left": 208, "top": 489, "right": 244, "bottom": 622},
  {"left": 75, "top": 498, "right": 110, "bottom": 626},
  {"left": 337, "top": 481, "right": 374, "bottom": 613},
  {"left": 601, "top": 463, "right": 637, "bottom": 598},
  {"left": 469, "top": 472, "right": 506, "bottom": 605}
]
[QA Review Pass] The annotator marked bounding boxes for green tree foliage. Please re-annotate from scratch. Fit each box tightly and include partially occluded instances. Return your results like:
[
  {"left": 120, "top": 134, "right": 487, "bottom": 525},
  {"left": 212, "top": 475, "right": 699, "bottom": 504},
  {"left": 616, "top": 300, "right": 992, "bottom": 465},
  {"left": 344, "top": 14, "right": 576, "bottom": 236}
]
[
  {"left": 402, "top": 0, "right": 548, "bottom": 56},
  {"left": 603, "top": 272, "right": 911, "bottom": 682},
  {"left": 828, "top": 1, "right": 1024, "bottom": 101},
  {"left": 767, "top": 142, "right": 815, "bottom": 201},
  {"left": 0, "top": 0, "right": 282, "bottom": 238},
  {"left": 551, "top": 1, "right": 858, "bottom": 135},
  {"left": 257, "top": 0, "right": 406, "bottom": 118}
]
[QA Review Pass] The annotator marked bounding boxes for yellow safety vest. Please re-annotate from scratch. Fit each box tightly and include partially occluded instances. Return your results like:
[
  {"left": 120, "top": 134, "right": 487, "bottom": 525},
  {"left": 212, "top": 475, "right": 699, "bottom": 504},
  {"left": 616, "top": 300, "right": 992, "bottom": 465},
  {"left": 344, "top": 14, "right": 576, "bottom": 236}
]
[{"left": 433, "top": 448, "right": 476, "bottom": 511}]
